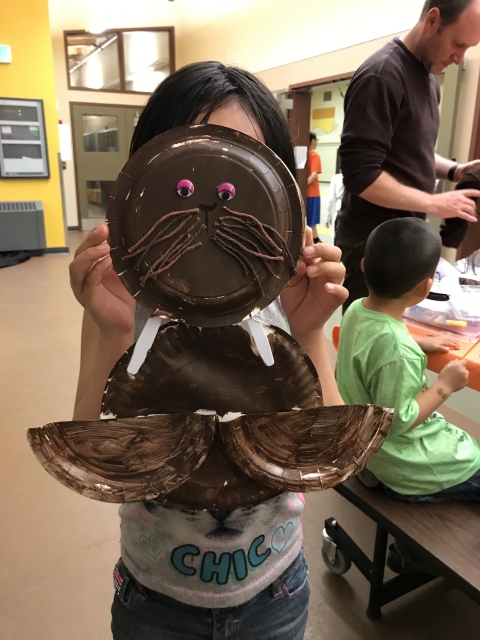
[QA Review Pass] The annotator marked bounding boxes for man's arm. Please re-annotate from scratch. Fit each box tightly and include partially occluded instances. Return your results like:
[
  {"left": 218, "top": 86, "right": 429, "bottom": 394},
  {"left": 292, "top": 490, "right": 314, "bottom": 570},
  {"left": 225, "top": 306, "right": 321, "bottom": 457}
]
[
  {"left": 359, "top": 171, "right": 479, "bottom": 222},
  {"left": 435, "top": 154, "right": 457, "bottom": 180},
  {"left": 340, "top": 72, "right": 479, "bottom": 223},
  {"left": 436, "top": 153, "right": 480, "bottom": 182}
]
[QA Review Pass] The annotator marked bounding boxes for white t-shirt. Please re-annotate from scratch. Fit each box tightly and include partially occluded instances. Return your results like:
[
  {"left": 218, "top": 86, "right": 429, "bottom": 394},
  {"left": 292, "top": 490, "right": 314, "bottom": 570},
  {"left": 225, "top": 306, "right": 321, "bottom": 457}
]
[{"left": 120, "top": 492, "right": 305, "bottom": 608}]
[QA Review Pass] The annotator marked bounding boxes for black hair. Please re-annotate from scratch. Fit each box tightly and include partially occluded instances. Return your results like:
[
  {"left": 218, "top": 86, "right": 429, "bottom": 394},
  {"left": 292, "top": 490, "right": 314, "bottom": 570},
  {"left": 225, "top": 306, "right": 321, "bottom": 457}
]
[
  {"left": 421, "top": 0, "right": 473, "bottom": 26},
  {"left": 364, "top": 218, "right": 441, "bottom": 298},
  {"left": 309, "top": 132, "right": 317, "bottom": 143},
  {"left": 130, "top": 61, "right": 296, "bottom": 176}
]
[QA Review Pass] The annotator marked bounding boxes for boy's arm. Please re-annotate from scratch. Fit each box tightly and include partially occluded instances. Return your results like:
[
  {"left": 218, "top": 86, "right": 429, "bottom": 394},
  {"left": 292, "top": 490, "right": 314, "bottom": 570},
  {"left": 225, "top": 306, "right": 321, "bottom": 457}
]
[
  {"left": 409, "top": 359, "right": 469, "bottom": 429},
  {"left": 368, "top": 357, "right": 425, "bottom": 434}
]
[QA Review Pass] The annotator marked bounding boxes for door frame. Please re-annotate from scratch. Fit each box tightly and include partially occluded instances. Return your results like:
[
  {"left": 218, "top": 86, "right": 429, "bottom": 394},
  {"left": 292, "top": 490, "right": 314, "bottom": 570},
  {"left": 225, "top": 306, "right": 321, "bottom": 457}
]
[
  {"left": 70, "top": 101, "right": 143, "bottom": 230},
  {"left": 288, "top": 73, "right": 354, "bottom": 203}
]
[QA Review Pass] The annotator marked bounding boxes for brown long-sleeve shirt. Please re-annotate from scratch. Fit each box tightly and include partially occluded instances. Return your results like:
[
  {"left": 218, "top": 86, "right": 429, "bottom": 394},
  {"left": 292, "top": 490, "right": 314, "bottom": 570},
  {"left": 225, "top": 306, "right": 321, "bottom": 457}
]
[{"left": 338, "top": 38, "right": 440, "bottom": 240}]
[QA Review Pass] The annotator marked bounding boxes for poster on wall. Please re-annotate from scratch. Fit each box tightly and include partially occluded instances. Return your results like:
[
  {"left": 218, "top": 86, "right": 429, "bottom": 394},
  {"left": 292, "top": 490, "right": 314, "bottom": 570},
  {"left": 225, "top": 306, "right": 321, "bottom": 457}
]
[{"left": 0, "top": 98, "right": 49, "bottom": 179}]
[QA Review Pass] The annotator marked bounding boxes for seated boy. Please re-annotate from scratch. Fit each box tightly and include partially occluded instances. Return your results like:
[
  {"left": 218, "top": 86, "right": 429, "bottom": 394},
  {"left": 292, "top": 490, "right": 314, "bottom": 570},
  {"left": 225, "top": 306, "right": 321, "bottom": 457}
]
[{"left": 337, "top": 218, "right": 480, "bottom": 504}]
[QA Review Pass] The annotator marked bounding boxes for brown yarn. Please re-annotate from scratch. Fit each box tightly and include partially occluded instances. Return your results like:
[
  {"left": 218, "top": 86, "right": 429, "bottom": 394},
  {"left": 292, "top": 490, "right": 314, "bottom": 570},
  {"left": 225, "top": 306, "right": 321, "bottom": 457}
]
[
  {"left": 127, "top": 208, "right": 199, "bottom": 254},
  {"left": 214, "top": 229, "right": 284, "bottom": 262},
  {"left": 221, "top": 207, "right": 280, "bottom": 253},
  {"left": 140, "top": 218, "right": 205, "bottom": 285},
  {"left": 218, "top": 221, "right": 283, "bottom": 257},
  {"left": 212, "top": 234, "right": 266, "bottom": 295},
  {"left": 213, "top": 224, "right": 278, "bottom": 277},
  {"left": 124, "top": 213, "right": 193, "bottom": 262}
]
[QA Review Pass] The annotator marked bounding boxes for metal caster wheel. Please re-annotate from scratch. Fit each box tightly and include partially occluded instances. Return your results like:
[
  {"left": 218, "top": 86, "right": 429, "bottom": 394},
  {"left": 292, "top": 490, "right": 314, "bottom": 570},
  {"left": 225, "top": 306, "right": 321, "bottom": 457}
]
[{"left": 321, "top": 528, "right": 352, "bottom": 575}]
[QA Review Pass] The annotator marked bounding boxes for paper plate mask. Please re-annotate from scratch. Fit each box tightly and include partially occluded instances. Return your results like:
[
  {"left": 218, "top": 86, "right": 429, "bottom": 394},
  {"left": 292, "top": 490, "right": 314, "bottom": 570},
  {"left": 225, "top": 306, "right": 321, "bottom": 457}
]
[
  {"left": 107, "top": 124, "right": 304, "bottom": 326},
  {"left": 28, "top": 125, "right": 392, "bottom": 510}
]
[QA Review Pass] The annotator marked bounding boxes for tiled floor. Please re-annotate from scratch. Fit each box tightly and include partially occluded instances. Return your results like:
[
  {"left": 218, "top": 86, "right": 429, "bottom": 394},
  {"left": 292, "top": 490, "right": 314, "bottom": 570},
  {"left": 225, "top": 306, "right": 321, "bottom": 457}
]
[{"left": 1, "top": 232, "right": 479, "bottom": 639}]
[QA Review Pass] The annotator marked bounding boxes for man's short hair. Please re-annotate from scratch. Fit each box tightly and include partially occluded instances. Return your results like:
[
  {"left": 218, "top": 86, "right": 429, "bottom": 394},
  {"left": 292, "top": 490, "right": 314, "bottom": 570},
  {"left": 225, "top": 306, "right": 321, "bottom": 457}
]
[
  {"left": 364, "top": 218, "right": 441, "bottom": 299},
  {"left": 309, "top": 132, "right": 317, "bottom": 143},
  {"left": 421, "top": 0, "right": 473, "bottom": 26}
]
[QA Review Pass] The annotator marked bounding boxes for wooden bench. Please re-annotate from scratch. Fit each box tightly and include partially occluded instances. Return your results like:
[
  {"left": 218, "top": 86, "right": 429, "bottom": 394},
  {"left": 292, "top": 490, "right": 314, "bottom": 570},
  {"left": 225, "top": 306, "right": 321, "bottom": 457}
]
[{"left": 322, "top": 478, "right": 480, "bottom": 618}]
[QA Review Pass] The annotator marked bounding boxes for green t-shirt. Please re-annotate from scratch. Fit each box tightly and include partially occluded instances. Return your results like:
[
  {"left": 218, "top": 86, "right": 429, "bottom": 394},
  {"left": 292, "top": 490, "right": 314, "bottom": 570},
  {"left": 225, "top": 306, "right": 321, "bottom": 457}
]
[{"left": 337, "top": 299, "right": 480, "bottom": 495}]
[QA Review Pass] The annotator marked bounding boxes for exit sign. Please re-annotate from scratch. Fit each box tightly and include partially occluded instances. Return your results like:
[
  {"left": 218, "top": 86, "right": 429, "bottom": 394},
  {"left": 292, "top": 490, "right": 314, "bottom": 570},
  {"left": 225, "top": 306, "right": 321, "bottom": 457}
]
[{"left": 0, "top": 45, "right": 12, "bottom": 63}]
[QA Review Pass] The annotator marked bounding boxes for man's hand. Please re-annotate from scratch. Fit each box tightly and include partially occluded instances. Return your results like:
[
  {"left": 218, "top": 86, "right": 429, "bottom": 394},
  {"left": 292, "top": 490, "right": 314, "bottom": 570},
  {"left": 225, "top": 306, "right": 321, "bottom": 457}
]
[
  {"left": 455, "top": 160, "right": 480, "bottom": 182},
  {"left": 415, "top": 335, "right": 460, "bottom": 354},
  {"left": 426, "top": 190, "right": 480, "bottom": 223}
]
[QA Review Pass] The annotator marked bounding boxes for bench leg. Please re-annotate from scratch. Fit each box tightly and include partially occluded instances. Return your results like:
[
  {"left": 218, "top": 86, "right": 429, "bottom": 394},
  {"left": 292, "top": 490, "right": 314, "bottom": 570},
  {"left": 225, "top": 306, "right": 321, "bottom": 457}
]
[{"left": 366, "top": 524, "right": 388, "bottom": 620}]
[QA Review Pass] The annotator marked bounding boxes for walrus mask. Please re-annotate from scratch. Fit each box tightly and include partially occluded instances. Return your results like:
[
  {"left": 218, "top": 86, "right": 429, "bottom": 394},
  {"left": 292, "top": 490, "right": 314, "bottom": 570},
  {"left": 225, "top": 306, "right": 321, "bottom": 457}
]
[{"left": 27, "top": 125, "right": 392, "bottom": 510}]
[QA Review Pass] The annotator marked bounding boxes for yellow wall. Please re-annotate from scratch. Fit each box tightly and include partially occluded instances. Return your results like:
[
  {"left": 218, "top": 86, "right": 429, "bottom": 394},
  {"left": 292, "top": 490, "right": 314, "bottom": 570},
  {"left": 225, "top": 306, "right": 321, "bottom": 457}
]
[{"left": 0, "top": 0, "right": 66, "bottom": 248}]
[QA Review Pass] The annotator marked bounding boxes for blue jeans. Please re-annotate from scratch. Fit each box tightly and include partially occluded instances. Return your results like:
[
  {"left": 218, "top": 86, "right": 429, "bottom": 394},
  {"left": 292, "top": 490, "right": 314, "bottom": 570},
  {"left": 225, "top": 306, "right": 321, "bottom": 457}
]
[
  {"left": 383, "top": 467, "right": 480, "bottom": 503},
  {"left": 111, "top": 551, "right": 309, "bottom": 640}
]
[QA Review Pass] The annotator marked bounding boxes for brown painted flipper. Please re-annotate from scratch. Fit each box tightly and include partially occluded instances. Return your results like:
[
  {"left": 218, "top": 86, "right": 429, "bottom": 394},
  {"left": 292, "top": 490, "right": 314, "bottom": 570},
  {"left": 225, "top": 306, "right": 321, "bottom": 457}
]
[
  {"left": 219, "top": 405, "right": 392, "bottom": 492},
  {"left": 27, "top": 413, "right": 216, "bottom": 502}
]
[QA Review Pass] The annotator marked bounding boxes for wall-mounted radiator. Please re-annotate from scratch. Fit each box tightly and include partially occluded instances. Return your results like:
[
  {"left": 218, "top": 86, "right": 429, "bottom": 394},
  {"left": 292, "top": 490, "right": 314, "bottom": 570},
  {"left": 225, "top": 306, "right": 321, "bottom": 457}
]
[{"left": 0, "top": 201, "right": 46, "bottom": 253}]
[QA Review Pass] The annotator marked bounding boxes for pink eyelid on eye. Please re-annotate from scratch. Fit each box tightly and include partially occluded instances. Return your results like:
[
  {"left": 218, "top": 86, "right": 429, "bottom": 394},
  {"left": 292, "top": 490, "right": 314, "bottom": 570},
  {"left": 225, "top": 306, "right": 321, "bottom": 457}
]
[
  {"left": 176, "top": 179, "right": 194, "bottom": 192},
  {"left": 218, "top": 182, "right": 235, "bottom": 196}
]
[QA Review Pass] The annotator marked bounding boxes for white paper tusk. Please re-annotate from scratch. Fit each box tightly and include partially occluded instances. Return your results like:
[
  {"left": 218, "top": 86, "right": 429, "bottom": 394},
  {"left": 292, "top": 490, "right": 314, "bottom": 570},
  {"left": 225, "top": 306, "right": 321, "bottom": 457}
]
[
  {"left": 127, "top": 316, "right": 162, "bottom": 375},
  {"left": 242, "top": 318, "right": 275, "bottom": 367}
]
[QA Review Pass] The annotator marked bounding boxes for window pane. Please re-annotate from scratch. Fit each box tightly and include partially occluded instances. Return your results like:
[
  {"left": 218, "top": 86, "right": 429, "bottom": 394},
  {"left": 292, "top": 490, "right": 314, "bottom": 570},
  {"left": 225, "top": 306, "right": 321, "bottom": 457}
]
[
  {"left": 123, "top": 31, "right": 171, "bottom": 93},
  {"left": 82, "top": 115, "right": 119, "bottom": 153},
  {"left": 86, "top": 180, "right": 115, "bottom": 218},
  {"left": 67, "top": 32, "right": 121, "bottom": 90}
]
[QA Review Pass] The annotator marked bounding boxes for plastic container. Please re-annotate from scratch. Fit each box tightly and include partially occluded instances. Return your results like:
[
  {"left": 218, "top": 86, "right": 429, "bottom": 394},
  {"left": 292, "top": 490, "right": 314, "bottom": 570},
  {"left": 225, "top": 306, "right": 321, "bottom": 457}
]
[{"left": 404, "top": 257, "right": 480, "bottom": 338}]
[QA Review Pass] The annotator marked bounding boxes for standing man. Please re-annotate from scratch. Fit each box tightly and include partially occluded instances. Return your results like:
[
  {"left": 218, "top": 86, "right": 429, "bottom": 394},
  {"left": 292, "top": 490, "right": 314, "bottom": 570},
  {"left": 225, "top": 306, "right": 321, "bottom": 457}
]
[
  {"left": 307, "top": 132, "right": 322, "bottom": 243},
  {"left": 338, "top": 0, "right": 480, "bottom": 312}
]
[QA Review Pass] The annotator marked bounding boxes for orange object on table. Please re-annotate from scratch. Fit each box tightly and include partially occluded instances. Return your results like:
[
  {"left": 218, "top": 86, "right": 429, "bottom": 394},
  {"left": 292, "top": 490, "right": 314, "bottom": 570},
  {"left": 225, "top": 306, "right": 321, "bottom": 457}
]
[{"left": 331, "top": 324, "right": 480, "bottom": 392}]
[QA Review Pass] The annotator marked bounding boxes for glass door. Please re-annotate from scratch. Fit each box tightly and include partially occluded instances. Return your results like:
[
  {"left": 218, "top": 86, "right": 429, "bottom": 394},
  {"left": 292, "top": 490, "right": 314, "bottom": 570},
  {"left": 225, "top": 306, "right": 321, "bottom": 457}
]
[{"left": 72, "top": 104, "right": 141, "bottom": 230}]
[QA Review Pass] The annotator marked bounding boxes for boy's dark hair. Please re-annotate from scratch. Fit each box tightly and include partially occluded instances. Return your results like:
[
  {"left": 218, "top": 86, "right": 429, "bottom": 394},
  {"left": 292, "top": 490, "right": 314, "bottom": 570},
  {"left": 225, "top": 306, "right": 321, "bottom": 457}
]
[
  {"left": 421, "top": 0, "right": 473, "bottom": 26},
  {"left": 130, "top": 61, "right": 296, "bottom": 176},
  {"left": 309, "top": 132, "right": 317, "bottom": 143},
  {"left": 364, "top": 218, "right": 441, "bottom": 299}
]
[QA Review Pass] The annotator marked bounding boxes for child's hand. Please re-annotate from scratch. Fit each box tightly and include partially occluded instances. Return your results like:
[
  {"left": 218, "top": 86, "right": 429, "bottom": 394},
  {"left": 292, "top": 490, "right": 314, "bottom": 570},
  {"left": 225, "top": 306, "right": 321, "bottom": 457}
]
[
  {"left": 416, "top": 335, "right": 460, "bottom": 353},
  {"left": 281, "top": 227, "right": 348, "bottom": 339},
  {"left": 438, "top": 359, "right": 469, "bottom": 394},
  {"left": 70, "top": 223, "right": 136, "bottom": 337}
]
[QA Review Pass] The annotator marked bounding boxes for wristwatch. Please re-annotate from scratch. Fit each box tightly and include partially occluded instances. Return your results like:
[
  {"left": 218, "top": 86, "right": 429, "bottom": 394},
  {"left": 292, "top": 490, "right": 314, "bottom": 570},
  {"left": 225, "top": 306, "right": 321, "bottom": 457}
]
[{"left": 447, "top": 162, "right": 459, "bottom": 182}]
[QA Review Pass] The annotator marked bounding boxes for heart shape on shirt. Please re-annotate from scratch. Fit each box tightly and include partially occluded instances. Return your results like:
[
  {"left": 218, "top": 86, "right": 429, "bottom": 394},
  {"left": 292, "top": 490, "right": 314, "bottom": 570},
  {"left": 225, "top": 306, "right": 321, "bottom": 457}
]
[
  {"left": 139, "top": 533, "right": 165, "bottom": 561},
  {"left": 271, "top": 522, "right": 294, "bottom": 554}
]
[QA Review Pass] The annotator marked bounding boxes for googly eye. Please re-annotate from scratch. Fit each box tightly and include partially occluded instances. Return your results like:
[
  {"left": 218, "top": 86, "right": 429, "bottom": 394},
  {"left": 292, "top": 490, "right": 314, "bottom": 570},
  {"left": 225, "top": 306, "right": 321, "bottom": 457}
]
[
  {"left": 218, "top": 182, "right": 235, "bottom": 201},
  {"left": 176, "top": 179, "right": 194, "bottom": 198}
]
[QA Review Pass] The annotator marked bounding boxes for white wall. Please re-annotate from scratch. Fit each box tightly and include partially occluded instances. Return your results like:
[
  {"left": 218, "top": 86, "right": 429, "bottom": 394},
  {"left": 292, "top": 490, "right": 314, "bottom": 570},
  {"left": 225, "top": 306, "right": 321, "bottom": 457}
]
[{"left": 178, "top": 0, "right": 423, "bottom": 71}]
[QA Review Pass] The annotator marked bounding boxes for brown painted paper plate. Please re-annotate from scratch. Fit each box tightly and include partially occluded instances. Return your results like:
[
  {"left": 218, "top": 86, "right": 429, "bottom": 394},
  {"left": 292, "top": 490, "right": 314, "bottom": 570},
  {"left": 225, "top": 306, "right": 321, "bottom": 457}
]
[
  {"left": 106, "top": 124, "right": 305, "bottom": 327},
  {"left": 100, "top": 321, "right": 321, "bottom": 509},
  {"left": 27, "top": 414, "right": 216, "bottom": 503},
  {"left": 219, "top": 405, "right": 393, "bottom": 493}
]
